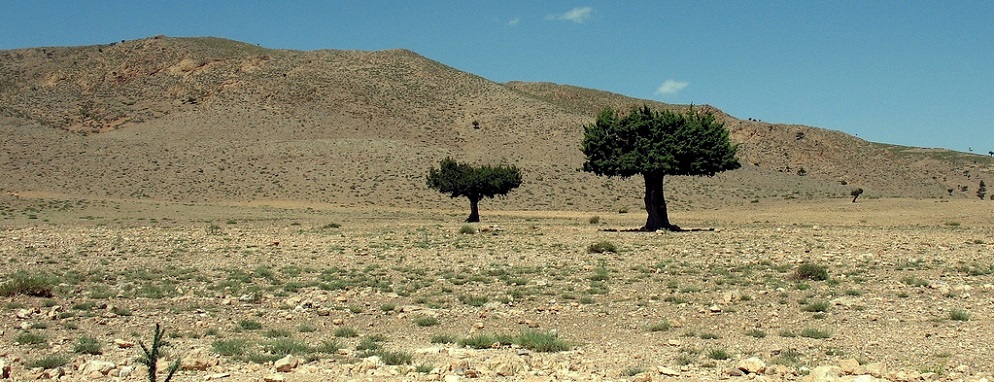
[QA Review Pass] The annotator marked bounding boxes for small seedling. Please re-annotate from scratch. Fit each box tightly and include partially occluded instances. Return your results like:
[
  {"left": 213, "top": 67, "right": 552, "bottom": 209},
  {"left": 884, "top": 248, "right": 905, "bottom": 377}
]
[{"left": 137, "top": 323, "right": 180, "bottom": 382}]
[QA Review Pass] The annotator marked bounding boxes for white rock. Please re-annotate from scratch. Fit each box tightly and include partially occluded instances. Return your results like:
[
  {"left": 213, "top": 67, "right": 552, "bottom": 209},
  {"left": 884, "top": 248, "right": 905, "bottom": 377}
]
[
  {"left": 736, "top": 357, "right": 766, "bottom": 374},
  {"left": 274, "top": 355, "right": 300, "bottom": 372},
  {"left": 658, "top": 366, "right": 680, "bottom": 376}
]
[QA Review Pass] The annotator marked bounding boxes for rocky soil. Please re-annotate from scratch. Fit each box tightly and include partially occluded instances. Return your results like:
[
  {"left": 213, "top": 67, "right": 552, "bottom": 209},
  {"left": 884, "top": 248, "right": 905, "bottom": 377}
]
[{"left": 1, "top": 196, "right": 994, "bottom": 381}]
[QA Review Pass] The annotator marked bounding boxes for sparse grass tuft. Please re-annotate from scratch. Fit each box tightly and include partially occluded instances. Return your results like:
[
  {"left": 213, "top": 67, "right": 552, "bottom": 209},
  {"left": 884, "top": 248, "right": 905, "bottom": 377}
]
[
  {"left": 334, "top": 327, "right": 358, "bottom": 338},
  {"left": 74, "top": 336, "right": 102, "bottom": 355},
  {"left": 430, "top": 333, "right": 458, "bottom": 344},
  {"left": 15, "top": 331, "right": 47, "bottom": 345},
  {"left": 516, "top": 330, "right": 571, "bottom": 352},
  {"left": 413, "top": 316, "right": 439, "bottom": 327},
  {"left": 238, "top": 320, "right": 262, "bottom": 330},
  {"left": 212, "top": 338, "right": 249, "bottom": 357},
  {"left": 802, "top": 301, "right": 830, "bottom": 313},
  {"left": 459, "top": 225, "right": 477, "bottom": 234},
  {"left": 27, "top": 354, "right": 70, "bottom": 369},
  {"left": 793, "top": 263, "right": 829, "bottom": 281},
  {"left": 707, "top": 348, "right": 732, "bottom": 360},
  {"left": 950, "top": 309, "right": 970, "bottom": 322},
  {"left": 799, "top": 327, "right": 832, "bottom": 339},
  {"left": 0, "top": 271, "right": 56, "bottom": 297},
  {"left": 587, "top": 241, "right": 618, "bottom": 254},
  {"left": 745, "top": 329, "right": 767, "bottom": 338},
  {"left": 647, "top": 320, "right": 672, "bottom": 332}
]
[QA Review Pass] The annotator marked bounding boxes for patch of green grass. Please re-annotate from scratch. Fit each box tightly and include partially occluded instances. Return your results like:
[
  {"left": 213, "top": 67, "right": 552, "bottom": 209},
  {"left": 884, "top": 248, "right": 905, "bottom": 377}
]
[
  {"left": 15, "top": 331, "right": 47, "bottom": 345},
  {"left": 238, "top": 320, "right": 262, "bottom": 330},
  {"left": 587, "top": 241, "right": 618, "bottom": 254},
  {"left": 950, "top": 309, "right": 971, "bottom": 321},
  {"left": 802, "top": 301, "right": 830, "bottom": 313},
  {"left": 369, "top": 350, "right": 413, "bottom": 365},
  {"left": 745, "top": 329, "right": 767, "bottom": 338},
  {"left": 707, "top": 348, "right": 732, "bottom": 360},
  {"left": 73, "top": 336, "right": 102, "bottom": 355},
  {"left": 647, "top": 320, "right": 672, "bottom": 332},
  {"left": 901, "top": 277, "right": 929, "bottom": 287},
  {"left": 459, "top": 333, "right": 504, "bottom": 349},
  {"left": 26, "top": 354, "right": 70, "bottom": 369},
  {"left": 314, "top": 339, "right": 342, "bottom": 354},
  {"left": 459, "top": 294, "right": 489, "bottom": 307},
  {"left": 334, "top": 327, "right": 358, "bottom": 338},
  {"left": 799, "top": 327, "right": 832, "bottom": 339},
  {"left": 515, "top": 330, "right": 571, "bottom": 352},
  {"left": 262, "top": 338, "right": 310, "bottom": 356},
  {"left": 413, "top": 316, "right": 439, "bottom": 327},
  {"left": 430, "top": 334, "right": 458, "bottom": 344},
  {"left": 773, "top": 348, "right": 804, "bottom": 367},
  {"left": 356, "top": 336, "right": 384, "bottom": 352},
  {"left": 459, "top": 225, "right": 477, "bottom": 234},
  {"left": 415, "top": 363, "right": 434, "bottom": 373},
  {"left": 698, "top": 332, "right": 720, "bottom": 340},
  {"left": 263, "top": 328, "right": 293, "bottom": 338},
  {"left": 0, "top": 271, "right": 55, "bottom": 297},
  {"left": 297, "top": 324, "right": 317, "bottom": 333},
  {"left": 793, "top": 263, "right": 829, "bottom": 281},
  {"left": 212, "top": 338, "right": 249, "bottom": 357}
]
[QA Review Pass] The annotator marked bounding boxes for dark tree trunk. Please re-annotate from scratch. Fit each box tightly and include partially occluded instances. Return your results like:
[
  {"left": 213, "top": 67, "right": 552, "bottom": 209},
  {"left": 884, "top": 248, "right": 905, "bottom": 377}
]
[
  {"left": 852, "top": 195, "right": 859, "bottom": 203},
  {"left": 466, "top": 196, "right": 481, "bottom": 223},
  {"left": 642, "top": 173, "right": 674, "bottom": 231}
]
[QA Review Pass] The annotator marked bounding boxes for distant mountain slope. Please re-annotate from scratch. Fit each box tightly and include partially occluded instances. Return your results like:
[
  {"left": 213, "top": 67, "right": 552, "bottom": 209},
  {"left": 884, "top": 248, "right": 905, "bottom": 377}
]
[{"left": 1, "top": 36, "right": 991, "bottom": 212}]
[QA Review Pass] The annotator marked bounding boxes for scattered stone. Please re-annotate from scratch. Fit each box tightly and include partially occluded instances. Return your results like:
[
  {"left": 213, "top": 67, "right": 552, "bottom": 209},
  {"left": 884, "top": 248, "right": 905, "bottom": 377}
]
[
  {"left": 855, "top": 362, "right": 886, "bottom": 378},
  {"left": 117, "top": 365, "right": 135, "bottom": 378},
  {"left": 79, "top": 360, "right": 117, "bottom": 378},
  {"left": 274, "top": 355, "right": 300, "bottom": 373},
  {"left": 114, "top": 339, "right": 136, "bottom": 349},
  {"left": 804, "top": 365, "right": 842, "bottom": 382},
  {"left": 838, "top": 358, "right": 860, "bottom": 374},
  {"left": 725, "top": 367, "right": 745, "bottom": 377},
  {"left": 657, "top": 366, "right": 680, "bottom": 376},
  {"left": 444, "top": 375, "right": 461, "bottom": 382},
  {"left": 205, "top": 372, "right": 231, "bottom": 380},
  {"left": 332, "top": 318, "right": 345, "bottom": 326},
  {"left": 263, "top": 374, "right": 286, "bottom": 382},
  {"left": 181, "top": 350, "right": 219, "bottom": 371},
  {"left": 736, "top": 357, "right": 766, "bottom": 374},
  {"left": 38, "top": 367, "right": 64, "bottom": 379},
  {"left": 14, "top": 308, "right": 33, "bottom": 319}
]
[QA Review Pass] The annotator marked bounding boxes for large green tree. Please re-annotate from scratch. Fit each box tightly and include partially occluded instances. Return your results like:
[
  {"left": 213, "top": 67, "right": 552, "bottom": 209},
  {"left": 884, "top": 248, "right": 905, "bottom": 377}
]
[
  {"left": 426, "top": 158, "right": 522, "bottom": 222},
  {"left": 581, "top": 106, "right": 740, "bottom": 231}
]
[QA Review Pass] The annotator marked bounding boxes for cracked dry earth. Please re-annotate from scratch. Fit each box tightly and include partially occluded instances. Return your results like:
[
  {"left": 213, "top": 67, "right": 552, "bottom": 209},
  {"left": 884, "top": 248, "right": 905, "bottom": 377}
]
[{"left": 1, "top": 196, "right": 993, "bottom": 381}]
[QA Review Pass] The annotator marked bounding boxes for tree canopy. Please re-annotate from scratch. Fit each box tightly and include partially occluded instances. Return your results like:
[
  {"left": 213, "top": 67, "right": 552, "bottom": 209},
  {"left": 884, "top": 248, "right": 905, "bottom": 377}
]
[
  {"left": 581, "top": 105, "right": 740, "bottom": 231},
  {"left": 426, "top": 157, "right": 522, "bottom": 222}
]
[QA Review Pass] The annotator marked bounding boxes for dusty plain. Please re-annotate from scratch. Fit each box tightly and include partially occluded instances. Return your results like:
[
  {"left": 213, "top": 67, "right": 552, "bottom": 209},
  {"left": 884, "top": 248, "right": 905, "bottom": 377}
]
[{"left": 1, "top": 195, "right": 993, "bottom": 381}]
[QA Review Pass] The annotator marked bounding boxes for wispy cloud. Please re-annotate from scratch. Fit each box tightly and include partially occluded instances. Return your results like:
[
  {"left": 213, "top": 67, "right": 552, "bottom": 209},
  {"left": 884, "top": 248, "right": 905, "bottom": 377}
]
[
  {"left": 508, "top": 17, "right": 521, "bottom": 26},
  {"left": 547, "top": 7, "right": 594, "bottom": 23},
  {"left": 656, "top": 80, "right": 689, "bottom": 96}
]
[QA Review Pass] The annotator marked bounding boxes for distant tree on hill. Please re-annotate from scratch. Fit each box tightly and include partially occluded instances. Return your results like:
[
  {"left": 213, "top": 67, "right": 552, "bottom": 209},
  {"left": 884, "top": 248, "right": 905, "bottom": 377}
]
[
  {"left": 581, "top": 105, "right": 740, "bottom": 231},
  {"left": 978, "top": 181, "right": 987, "bottom": 200},
  {"left": 851, "top": 188, "right": 864, "bottom": 203},
  {"left": 988, "top": 150, "right": 993, "bottom": 158},
  {"left": 426, "top": 158, "right": 522, "bottom": 223}
]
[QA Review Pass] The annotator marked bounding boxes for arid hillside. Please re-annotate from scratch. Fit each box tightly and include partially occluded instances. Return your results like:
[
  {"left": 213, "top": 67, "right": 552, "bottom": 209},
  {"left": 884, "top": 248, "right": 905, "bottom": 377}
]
[{"left": 2, "top": 36, "right": 992, "bottom": 212}]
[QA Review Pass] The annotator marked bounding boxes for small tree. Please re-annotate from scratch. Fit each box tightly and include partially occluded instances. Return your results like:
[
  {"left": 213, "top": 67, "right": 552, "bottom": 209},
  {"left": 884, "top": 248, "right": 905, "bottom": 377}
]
[
  {"left": 426, "top": 158, "right": 522, "bottom": 222},
  {"left": 581, "top": 106, "right": 740, "bottom": 231},
  {"left": 978, "top": 181, "right": 987, "bottom": 200},
  {"left": 850, "top": 188, "right": 864, "bottom": 203}
]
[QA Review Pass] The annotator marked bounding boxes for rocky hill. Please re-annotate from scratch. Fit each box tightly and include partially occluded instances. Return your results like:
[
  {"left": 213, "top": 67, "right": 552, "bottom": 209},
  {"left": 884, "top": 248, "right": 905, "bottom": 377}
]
[{"left": 1, "top": 36, "right": 991, "bottom": 212}]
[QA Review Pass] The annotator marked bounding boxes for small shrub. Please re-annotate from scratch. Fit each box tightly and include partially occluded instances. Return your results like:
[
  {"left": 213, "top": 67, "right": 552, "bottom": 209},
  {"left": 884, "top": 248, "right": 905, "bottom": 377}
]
[
  {"left": 647, "top": 320, "right": 672, "bottom": 332},
  {"left": 0, "top": 271, "right": 55, "bottom": 297},
  {"left": 27, "top": 354, "right": 70, "bottom": 369},
  {"left": 587, "top": 241, "right": 618, "bottom": 254},
  {"left": 262, "top": 338, "right": 310, "bottom": 356},
  {"left": 334, "top": 327, "right": 358, "bottom": 338},
  {"left": 379, "top": 303, "right": 396, "bottom": 312},
  {"left": 263, "top": 328, "right": 293, "bottom": 338},
  {"left": 413, "top": 316, "right": 439, "bottom": 327},
  {"left": 415, "top": 363, "right": 434, "bottom": 373},
  {"left": 297, "top": 324, "right": 317, "bottom": 333},
  {"left": 794, "top": 263, "right": 829, "bottom": 281},
  {"left": 588, "top": 216, "right": 601, "bottom": 224},
  {"left": 622, "top": 366, "right": 646, "bottom": 376},
  {"left": 374, "top": 350, "right": 413, "bottom": 365},
  {"left": 238, "top": 320, "right": 262, "bottom": 330},
  {"left": 799, "top": 327, "right": 832, "bottom": 339},
  {"left": 212, "top": 338, "right": 249, "bottom": 357},
  {"left": 356, "top": 337, "right": 383, "bottom": 352},
  {"left": 459, "top": 294, "right": 489, "bottom": 307},
  {"left": 15, "top": 331, "right": 46, "bottom": 345},
  {"left": 698, "top": 332, "right": 720, "bottom": 340},
  {"left": 74, "top": 336, "right": 102, "bottom": 355},
  {"left": 802, "top": 301, "right": 830, "bottom": 313},
  {"left": 430, "top": 333, "right": 458, "bottom": 344},
  {"left": 707, "top": 348, "right": 732, "bottom": 360},
  {"left": 137, "top": 324, "right": 181, "bottom": 382},
  {"left": 516, "top": 330, "right": 571, "bottom": 352},
  {"left": 459, "top": 225, "right": 477, "bottom": 234},
  {"left": 745, "top": 329, "right": 767, "bottom": 338},
  {"left": 459, "top": 333, "right": 500, "bottom": 349},
  {"left": 950, "top": 309, "right": 971, "bottom": 322},
  {"left": 314, "top": 339, "right": 341, "bottom": 354}
]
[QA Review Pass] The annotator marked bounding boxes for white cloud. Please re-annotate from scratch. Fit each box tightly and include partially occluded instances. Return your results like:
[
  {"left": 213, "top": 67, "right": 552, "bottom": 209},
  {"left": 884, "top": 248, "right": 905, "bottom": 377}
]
[
  {"left": 548, "top": 7, "right": 593, "bottom": 23},
  {"left": 508, "top": 17, "right": 521, "bottom": 26},
  {"left": 656, "top": 80, "right": 689, "bottom": 95}
]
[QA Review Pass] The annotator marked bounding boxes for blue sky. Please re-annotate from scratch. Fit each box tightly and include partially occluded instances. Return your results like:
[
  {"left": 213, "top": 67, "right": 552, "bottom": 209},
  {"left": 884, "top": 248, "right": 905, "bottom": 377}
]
[{"left": 2, "top": 1, "right": 991, "bottom": 153}]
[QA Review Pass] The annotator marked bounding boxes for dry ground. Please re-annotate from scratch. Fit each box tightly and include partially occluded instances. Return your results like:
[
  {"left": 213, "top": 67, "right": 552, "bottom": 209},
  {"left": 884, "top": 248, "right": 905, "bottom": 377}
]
[{"left": 1, "top": 195, "right": 993, "bottom": 381}]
